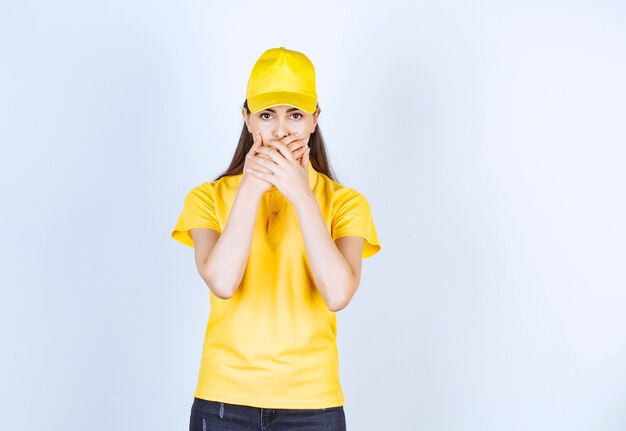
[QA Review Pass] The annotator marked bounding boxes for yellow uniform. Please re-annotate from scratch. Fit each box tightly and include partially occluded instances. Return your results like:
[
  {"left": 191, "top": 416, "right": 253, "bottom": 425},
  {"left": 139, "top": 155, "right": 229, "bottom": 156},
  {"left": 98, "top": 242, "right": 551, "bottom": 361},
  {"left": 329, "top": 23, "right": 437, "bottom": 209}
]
[{"left": 171, "top": 161, "right": 381, "bottom": 409}]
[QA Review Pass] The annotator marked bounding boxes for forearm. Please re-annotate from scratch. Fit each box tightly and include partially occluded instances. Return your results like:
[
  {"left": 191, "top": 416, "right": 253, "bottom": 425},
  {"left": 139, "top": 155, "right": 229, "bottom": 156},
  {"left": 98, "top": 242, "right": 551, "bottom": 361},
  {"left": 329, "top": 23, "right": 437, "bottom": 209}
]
[
  {"left": 203, "top": 181, "right": 262, "bottom": 298},
  {"left": 294, "top": 192, "right": 354, "bottom": 311}
]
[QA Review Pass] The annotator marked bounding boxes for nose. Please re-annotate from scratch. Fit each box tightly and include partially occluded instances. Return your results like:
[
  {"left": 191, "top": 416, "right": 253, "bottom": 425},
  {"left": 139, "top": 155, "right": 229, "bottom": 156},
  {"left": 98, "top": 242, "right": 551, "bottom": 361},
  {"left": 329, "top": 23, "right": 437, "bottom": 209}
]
[{"left": 273, "top": 117, "right": 291, "bottom": 138}]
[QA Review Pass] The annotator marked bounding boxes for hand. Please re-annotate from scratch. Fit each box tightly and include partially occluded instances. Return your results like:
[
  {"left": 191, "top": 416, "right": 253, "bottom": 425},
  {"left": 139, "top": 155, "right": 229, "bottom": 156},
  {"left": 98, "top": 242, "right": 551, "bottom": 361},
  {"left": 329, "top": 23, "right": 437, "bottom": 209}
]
[
  {"left": 240, "top": 130, "right": 274, "bottom": 195},
  {"left": 266, "top": 131, "right": 309, "bottom": 165},
  {"left": 245, "top": 134, "right": 312, "bottom": 204}
]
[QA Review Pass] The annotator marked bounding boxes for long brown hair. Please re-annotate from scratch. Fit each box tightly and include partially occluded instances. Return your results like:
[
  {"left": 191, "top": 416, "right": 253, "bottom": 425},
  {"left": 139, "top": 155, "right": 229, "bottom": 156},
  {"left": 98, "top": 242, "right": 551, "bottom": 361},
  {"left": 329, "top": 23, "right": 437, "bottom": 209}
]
[{"left": 214, "top": 100, "right": 339, "bottom": 183}]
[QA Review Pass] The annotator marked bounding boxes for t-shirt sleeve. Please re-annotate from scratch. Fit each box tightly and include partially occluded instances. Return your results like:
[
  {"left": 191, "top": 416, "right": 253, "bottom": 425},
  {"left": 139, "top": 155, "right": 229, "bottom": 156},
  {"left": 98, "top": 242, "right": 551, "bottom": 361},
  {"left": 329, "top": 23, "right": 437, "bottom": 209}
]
[
  {"left": 331, "top": 189, "right": 381, "bottom": 259},
  {"left": 171, "top": 184, "right": 221, "bottom": 248}
]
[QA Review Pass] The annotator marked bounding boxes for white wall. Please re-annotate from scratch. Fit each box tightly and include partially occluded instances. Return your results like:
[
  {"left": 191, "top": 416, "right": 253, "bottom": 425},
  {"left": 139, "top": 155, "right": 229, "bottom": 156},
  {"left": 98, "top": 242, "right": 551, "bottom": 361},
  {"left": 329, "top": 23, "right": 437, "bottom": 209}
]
[{"left": 1, "top": 1, "right": 625, "bottom": 430}]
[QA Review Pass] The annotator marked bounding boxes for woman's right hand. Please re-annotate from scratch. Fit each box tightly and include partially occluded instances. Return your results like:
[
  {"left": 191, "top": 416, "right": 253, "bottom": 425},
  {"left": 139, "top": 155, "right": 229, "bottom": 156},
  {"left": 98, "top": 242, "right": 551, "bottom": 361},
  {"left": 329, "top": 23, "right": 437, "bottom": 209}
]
[{"left": 240, "top": 130, "right": 275, "bottom": 195}]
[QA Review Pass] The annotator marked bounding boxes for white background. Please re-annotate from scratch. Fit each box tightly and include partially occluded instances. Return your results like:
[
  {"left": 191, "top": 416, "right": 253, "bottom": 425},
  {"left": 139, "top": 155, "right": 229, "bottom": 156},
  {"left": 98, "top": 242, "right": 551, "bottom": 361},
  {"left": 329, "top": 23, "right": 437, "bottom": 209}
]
[{"left": 1, "top": 1, "right": 625, "bottom": 430}]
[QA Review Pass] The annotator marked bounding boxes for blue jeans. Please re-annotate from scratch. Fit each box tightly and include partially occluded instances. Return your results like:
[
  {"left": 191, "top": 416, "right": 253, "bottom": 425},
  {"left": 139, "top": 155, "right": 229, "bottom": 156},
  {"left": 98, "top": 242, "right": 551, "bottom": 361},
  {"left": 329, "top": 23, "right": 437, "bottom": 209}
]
[{"left": 189, "top": 397, "right": 347, "bottom": 431}]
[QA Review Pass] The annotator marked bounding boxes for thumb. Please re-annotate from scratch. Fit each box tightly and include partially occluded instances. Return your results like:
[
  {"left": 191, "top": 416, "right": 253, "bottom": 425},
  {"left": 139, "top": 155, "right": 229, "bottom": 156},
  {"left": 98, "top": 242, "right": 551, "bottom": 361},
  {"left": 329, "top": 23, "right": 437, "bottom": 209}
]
[{"left": 251, "top": 130, "right": 262, "bottom": 153}]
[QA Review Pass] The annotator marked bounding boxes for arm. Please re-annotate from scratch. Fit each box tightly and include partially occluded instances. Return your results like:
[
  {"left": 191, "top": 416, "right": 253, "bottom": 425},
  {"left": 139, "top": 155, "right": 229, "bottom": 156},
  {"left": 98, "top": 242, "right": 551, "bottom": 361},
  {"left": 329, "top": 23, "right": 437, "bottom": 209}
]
[
  {"left": 294, "top": 195, "right": 365, "bottom": 312},
  {"left": 190, "top": 180, "right": 263, "bottom": 299}
]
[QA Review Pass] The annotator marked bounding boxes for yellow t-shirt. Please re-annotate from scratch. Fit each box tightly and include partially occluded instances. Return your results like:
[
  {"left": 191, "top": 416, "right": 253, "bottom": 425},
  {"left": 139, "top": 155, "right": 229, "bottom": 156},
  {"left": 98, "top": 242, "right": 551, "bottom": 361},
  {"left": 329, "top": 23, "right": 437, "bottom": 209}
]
[{"left": 171, "top": 161, "right": 381, "bottom": 409}]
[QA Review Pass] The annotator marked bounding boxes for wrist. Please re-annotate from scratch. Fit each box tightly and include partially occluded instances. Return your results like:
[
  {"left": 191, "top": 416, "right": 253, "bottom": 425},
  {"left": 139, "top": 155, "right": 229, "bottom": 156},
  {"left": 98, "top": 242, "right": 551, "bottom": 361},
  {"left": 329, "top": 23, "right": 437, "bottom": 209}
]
[
  {"left": 238, "top": 177, "right": 265, "bottom": 201},
  {"left": 293, "top": 189, "right": 317, "bottom": 213}
]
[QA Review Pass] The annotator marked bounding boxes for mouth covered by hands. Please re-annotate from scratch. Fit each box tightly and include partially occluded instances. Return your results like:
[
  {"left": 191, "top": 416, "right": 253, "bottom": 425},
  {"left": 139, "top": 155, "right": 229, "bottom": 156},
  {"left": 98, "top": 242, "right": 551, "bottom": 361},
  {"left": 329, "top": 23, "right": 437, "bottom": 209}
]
[{"left": 245, "top": 130, "right": 312, "bottom": 203}]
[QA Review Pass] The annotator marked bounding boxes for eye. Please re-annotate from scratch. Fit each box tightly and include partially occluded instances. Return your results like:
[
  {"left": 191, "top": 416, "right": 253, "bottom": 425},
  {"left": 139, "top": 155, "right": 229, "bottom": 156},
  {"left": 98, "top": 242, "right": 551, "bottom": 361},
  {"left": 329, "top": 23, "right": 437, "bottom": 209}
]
[{"left": 259, "top": 112, "right": 303, "bottom": 120}]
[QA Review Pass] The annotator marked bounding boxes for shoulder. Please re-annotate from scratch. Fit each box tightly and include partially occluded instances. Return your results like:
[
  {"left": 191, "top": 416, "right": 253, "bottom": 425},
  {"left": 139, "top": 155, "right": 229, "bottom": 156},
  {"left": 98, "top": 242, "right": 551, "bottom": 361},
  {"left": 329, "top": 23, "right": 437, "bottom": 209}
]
[
  {"left": 319, "top": 172, "right": 381, "bottom": 258},
  {"left": 186, "top": 174, "right": 242, "bottom": 202},
  {"left": 316, "top": 173, "right": 370, "bottom": 209},
  {"left": 186, "top": 181, "right": 214, "bottom": 199}
]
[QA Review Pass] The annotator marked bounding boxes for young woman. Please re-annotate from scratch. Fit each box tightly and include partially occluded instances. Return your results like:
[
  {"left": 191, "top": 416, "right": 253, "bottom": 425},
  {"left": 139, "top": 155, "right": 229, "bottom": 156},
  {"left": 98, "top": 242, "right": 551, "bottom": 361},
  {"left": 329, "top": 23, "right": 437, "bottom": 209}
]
[{"left": 172, "top": 46, "right": 381, "bottom": 431}]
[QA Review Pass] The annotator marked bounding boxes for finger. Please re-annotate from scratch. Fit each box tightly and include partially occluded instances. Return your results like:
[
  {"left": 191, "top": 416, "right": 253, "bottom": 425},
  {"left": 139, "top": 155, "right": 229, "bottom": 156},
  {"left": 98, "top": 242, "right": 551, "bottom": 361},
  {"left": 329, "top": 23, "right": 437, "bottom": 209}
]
[
  {"left": 286, "top": 139, "right": 307, "bottom": 153},
  {"left": 268, "top": 135, "right": 302, "bottom": 149},
  {"left": 255, "top": 146, "right": 288, "bottom": 165},
  {"left": 246, "top": 131, "right": 269, "bottom": 169},
  {"left": 252, "top": 133, "right": 273, "bottom": 160},
  {"left": 252, "top": 132, "right": 276, "bottom": 160},
  {"left": 248, "top": 155, "right": 277, "bottom": 173},
  {"left": 245, "top": 167, "right": 276, "bottom": 184},
  {"left": 294, "top": 136, "right": 309, "bottom": 154},
  {"left": 292, "top": 145, "right": 308, "bottom": 159},
  {"left": 301, "top": 146, "right": 310, "bottom": 168},
  {"left": 246, "top": 153, "right": 274, "bottom": 174},
  {"left": 293, "top": 147, "right": 306, "bottom": 165},
  {"left": 279, "top": 131, "right": 302, "bottom": 147},
  {"left": 265, "top": 139, "right": 296, "bottom": 163},
  {"left": 281, "top": 132, "right": 309, "bottom": 153},
  {"left": 265, "top": 137, "right": 284, "bottom": 149},
  {"left": 249, "top": 130, "right": 262, "bottom": 155}
]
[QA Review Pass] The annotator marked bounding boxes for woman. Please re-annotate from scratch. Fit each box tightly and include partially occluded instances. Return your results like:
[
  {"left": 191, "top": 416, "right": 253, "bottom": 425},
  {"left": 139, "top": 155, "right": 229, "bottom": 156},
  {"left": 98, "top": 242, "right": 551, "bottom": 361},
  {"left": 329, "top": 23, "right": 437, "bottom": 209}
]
[{"left": 172, "top": 46, "right": 381, "bottom": 431}]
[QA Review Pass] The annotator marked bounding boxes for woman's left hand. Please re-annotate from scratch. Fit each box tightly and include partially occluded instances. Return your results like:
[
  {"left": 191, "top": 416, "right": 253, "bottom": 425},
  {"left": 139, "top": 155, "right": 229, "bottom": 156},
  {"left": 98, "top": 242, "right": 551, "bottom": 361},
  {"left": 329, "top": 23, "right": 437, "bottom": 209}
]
[{"left": 245, "top": 136, "right": 312, "bottom": 205}]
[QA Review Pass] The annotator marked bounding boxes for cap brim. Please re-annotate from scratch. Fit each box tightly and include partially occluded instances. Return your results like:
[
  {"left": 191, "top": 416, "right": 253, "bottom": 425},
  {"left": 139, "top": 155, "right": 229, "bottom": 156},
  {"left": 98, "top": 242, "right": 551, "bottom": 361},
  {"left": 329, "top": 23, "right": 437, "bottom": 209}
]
[{"left": 248, "top": 91, "right": 317, "bottom": 114}]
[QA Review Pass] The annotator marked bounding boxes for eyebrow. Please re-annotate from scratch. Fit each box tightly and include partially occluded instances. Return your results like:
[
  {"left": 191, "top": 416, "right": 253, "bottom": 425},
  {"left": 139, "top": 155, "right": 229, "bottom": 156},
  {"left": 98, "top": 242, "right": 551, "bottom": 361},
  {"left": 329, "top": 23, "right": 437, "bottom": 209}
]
[{"left": 262, "top": 107, "right": 302, "bottom": 113}]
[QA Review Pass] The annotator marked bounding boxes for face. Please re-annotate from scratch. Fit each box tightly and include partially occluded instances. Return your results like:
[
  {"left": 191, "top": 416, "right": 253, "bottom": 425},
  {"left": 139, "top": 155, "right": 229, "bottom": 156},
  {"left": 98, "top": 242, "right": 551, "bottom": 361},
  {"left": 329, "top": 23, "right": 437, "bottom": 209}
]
[{"left": 242, "top": 104, "right": 320, "bottom": 147}]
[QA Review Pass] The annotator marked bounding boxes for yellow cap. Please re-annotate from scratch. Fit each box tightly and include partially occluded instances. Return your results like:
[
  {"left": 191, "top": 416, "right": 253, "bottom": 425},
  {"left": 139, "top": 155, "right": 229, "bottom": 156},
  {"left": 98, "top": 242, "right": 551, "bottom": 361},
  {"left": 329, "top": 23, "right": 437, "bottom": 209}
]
[{"left": 245, "top": 46, "right": 317, "bottom": 114}]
